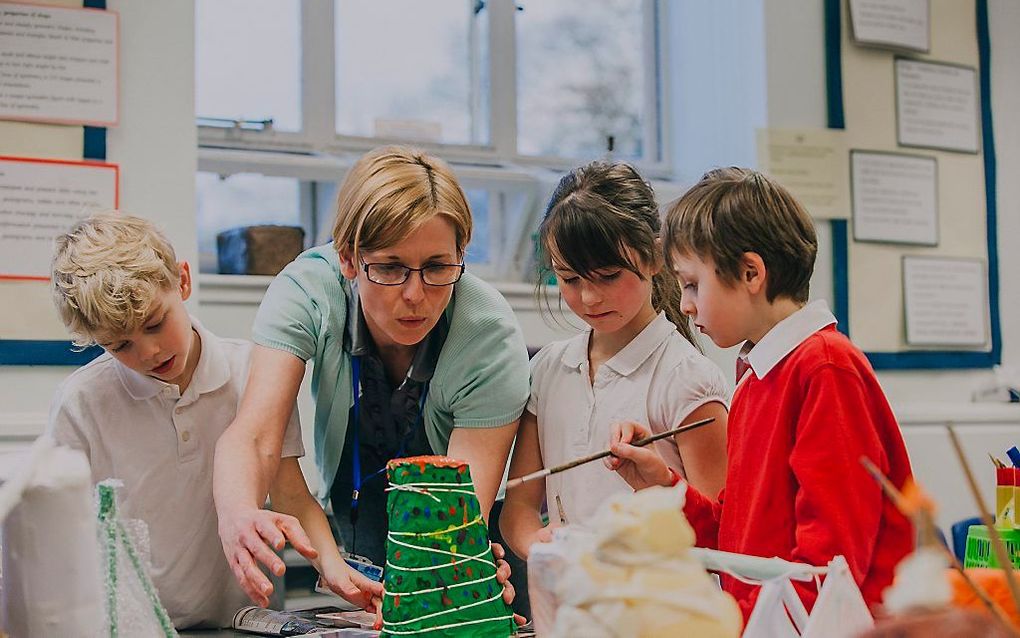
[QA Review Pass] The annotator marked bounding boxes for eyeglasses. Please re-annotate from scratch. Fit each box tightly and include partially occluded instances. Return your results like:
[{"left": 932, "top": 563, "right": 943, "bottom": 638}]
[{"left": 360, "top": 258, "right": 465, "bottom": 286}]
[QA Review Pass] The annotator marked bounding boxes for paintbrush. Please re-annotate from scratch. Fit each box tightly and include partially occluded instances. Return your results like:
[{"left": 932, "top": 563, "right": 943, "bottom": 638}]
[{"left": 505, "top": 416, "right": 715, "bottom": 490}]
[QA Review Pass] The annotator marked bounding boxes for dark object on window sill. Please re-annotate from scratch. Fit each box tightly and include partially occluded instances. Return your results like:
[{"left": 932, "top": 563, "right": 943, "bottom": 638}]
[{"left": 217, "top": 225, "right": 305, "bottom": 276}]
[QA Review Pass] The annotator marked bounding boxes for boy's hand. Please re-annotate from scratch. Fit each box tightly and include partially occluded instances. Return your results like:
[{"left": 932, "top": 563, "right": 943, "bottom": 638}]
[
  {"left": 604, "top": 421, "right": 675, "bottom": 491},
  {"left": 490, "top": 542, "right": 527, "bottom": 626},
  {"left": 218, "top": 507, "right": 319, "bottom": 607},
  {"left": 319, "top": 561, "right": 384, "bottom": 626}
]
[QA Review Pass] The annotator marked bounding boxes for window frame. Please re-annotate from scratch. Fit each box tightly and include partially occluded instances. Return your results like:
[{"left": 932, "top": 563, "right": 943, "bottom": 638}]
[{"left": 196, "top": 0, "right": 670, "bottom": 176}]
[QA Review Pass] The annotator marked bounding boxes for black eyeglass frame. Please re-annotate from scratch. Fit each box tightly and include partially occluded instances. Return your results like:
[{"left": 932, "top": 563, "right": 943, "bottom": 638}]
[{"left": 359, "top": 258, "right": 465, "bottom": 287}]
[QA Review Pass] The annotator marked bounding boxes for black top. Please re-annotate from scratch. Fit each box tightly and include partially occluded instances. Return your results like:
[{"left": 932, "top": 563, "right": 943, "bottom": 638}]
[{"left": 330, "top": 284, "right": 448, "bottom": 565}]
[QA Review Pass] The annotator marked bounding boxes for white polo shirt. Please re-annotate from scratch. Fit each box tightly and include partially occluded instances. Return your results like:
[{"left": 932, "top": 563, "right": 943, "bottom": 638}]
[
  {"left": 528, "top": 312, "right": 728, "bottom": 526},
  {"left": 48, "top": 317, "right": 304, "bottom": 629}
]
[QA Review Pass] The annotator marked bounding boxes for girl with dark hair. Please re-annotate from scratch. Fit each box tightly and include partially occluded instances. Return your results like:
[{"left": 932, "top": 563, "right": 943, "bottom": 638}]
[{"left": 499, "top": 161, "right": 729, "bottom": 560}]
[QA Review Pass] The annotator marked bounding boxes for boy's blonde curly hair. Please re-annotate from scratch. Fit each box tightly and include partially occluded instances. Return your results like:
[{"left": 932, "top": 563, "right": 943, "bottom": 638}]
[{"left": 51, "top": 211, "right": 180, "bottom": 348}]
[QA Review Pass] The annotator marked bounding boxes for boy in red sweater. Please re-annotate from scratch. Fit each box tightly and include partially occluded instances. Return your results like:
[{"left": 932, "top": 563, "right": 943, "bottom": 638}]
[{"left": 607, "top": 167, "right": 914, "bottom": 620}]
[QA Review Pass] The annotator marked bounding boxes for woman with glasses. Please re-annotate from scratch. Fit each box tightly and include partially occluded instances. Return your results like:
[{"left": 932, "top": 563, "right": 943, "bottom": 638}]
[{"left": 213, "top": 146, "right": 530, "bottom": 617}]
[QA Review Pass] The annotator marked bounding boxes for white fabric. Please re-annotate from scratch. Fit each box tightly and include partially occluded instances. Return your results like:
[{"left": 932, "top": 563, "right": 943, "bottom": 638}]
[
  {"left": 528, "top": 312, "right": 729, "bottom": 524},
  {"left": 47, "top": 317, "right": 304, "bottom": 629},
  {"left": 1, "top": 438, "right": 105, "bottom": 637},
  {"left": 802, "top": 556, "right": 874, "bottom": 638},
  {"left": 739, "top": 300, "right": 837, "bottom": 382},
  {"left": 737, "top": 555, "right": 873, "bottom": 638},
  {"left": 742, "top": 578, "right": 809, "bottom": 638},
  {"left": 550, "top": 485, "right": 742, "bottom": 637}
]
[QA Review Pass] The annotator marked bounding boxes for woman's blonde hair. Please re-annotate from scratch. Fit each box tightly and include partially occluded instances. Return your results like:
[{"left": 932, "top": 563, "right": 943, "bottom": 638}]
[
  {"left": 51, "top": 211, "right": 180, "bottom": 347},
  {"left": 331, "top": 146, "right": 472, "bottom": 258}
]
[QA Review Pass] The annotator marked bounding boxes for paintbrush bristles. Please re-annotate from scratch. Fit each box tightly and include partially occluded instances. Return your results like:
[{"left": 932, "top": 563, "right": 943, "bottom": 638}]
[{"left": 504, "top": 417, "right": 716, "bottom": 490}]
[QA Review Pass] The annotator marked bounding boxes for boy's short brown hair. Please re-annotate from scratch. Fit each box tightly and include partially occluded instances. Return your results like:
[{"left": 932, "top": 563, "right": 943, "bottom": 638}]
[
  {"left": 51, "top": 211, "right": 180, "bottom": 347},
  {"left": 663, "top": 167, "right": 817, "bottom": 303}
]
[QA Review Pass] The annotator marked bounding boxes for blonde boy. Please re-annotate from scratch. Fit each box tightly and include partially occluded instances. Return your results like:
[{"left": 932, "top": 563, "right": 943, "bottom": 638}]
[
  {"left": 608, "top": 168, "right": 914, "bottom": 620},
  {"left": 48, "top": 212, "right": 379, "bottom": 628}
]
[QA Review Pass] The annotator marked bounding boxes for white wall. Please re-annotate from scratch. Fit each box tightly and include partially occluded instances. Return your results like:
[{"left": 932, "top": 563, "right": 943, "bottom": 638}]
[{"left": 0, "top": 0, "right": 196, "bottom": 450}]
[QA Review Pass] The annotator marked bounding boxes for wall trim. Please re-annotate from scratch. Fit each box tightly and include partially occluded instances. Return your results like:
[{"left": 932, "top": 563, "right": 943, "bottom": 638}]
[
  {"left": 0, "top": 413, "right": 48, "bottom": 440},
  {"left": 893, "top": 402, "right": 1020, "bottom": 425}
]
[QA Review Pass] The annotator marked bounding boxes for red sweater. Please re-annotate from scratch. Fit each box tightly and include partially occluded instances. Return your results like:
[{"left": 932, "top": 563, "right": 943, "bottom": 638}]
[{"left": 683, "top": 325, "right": 914, "bottom": 620}]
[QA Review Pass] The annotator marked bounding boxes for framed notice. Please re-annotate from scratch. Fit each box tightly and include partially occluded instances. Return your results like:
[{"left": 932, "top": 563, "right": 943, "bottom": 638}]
[
  {"left": 851, "top": 150, "right": 937, "bottom": 245},
  {"left": 849, "top": 0, "right": 930, "bottom": 52},
  {"left": 0, "top": 3, "right": 119, "bottom": 126},
  {"left": 903, "top": 256, "right": 988, "bottom": 347},
  {"left": 756, "top": 128, "right": 850, "bottom": 219},
  {"left": 895, "top": 58, "right": 979, "bottom": 153},
  {"left": 0, "top": 156, "right": 119, "bottom": 280}
]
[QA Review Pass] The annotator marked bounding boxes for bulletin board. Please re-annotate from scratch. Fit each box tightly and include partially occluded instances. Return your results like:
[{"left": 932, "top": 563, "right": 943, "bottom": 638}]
[
  {"left": 0, "top": 0, "right": 114, "bottom": 365},
  {"left": 825, "top": 0, "right": 1000, "bottom": 369}
]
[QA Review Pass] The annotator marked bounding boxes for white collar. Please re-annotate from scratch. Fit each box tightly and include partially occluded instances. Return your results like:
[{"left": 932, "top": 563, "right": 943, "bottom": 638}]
[
  {"left": 739, "top": 300, "right": 837, "bottom": 380},
  {"left": 563, "top": 312, "right": 678, "bottom": 376},
  {"left": 115, "top": 316, "right": 230, "bottom": 400}
]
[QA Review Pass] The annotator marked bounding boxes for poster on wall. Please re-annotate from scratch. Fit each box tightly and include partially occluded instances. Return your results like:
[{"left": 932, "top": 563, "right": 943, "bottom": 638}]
[
  {"left": 849, "top": 0, "right": 930, "bottom": 52},
  {"left": 0, "top": 156, "right": 119, "bottom": 280},
  {"left": 0, "top": 2, "right": 119, "bottom": 126},
  {"left": 756, "top": 128, "right": 850, "bottom": 219},
  {"left": 851, "top": 150, "right": 937, "bottom": 245},
  {"left": 902, "top": 256, "right": 988, "bottom": 347},
  {"left": 895, "top": 58, "right": 979, "bottom": 153}
]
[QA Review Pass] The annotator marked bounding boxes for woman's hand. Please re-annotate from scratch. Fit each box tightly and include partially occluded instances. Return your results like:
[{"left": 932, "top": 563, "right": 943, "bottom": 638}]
[
  {"left": 604, "top": 421, "right": 675, "bottom": 491},
  {"left": 217, "top": 507, "right": 318, "bottom": 607},
  {"left": 491, "top": 542, "right": 527, "bottom": 626},
  {"left": 319, "top": 560, "right": 385, "bottom": 627}
]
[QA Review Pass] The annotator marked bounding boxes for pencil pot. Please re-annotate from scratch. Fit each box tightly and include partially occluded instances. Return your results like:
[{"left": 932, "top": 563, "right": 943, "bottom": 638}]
[
  {"left": 995, "top": 468, "right": 1018, "bottom": 528},
  {"left": 963, "top": 525, "right": 1020, "bottom": 569}
]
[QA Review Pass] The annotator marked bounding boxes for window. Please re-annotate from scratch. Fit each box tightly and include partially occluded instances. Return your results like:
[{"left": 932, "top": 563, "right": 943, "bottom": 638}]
[
  {"left": 334, "top": 1, "right": 489, "bottom": 146},
  {"left": 195, "top": 172, "right": 305, "bottom": 273},
  {"left": 194, "top": 0, "right": 666, "bottom": 280},
  {"left": 516, "top": 0, "right": 654, "bottom": 161},
  {"left": 195, "top": 0, "right": 302, "bottom": 132}
]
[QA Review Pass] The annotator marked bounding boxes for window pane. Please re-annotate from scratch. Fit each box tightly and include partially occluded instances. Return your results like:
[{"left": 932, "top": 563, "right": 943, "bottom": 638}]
[
  {"left": 195, "top": 0, "right": 302, "bottom": 132},
  {"left": 195, "top": 172, "right": 302, "bottom": 273},
  {"left": 335, "top": 1, "right": 488, "bottom": 145},
  {"left": 517, "top": 0, "right": 651, "bottom": 160},
  {"left": 464, "top": 189, "right": 490, "bottom": 264}
]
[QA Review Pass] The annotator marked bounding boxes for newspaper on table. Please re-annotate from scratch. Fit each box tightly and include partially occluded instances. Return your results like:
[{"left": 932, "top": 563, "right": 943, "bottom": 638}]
[{"left": 231, "top": 605, "right": 378, "bottom": 637}]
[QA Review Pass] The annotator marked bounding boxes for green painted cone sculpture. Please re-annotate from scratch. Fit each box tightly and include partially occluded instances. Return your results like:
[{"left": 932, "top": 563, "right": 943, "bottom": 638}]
[{"left": 381, "top": 456, "right": 516, "bottom": 637}]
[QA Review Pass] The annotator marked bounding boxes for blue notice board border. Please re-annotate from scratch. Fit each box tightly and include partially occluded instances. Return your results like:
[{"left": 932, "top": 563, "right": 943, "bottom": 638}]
[
  {"left": 0, "top": 0, "right": 108, "bottom": 367},
  {"left": 823, "top": 0, "right": 1001, "bottom": 370}
]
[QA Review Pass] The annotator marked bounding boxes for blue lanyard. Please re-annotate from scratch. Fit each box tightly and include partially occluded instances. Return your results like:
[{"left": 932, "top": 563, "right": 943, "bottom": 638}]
[{"left": 349, "top": 355, "right": 428, "bottom": 525}]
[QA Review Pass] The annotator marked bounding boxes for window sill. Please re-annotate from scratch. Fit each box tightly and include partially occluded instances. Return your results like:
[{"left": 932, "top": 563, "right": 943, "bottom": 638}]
[{"left": 197, "top": 273, "right": 551, "bottom": 311}]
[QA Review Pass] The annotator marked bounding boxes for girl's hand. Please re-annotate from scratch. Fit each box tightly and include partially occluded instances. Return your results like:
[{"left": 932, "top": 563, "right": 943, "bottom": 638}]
[
  {"left": 527, "top": 522, "right": 561, "bottom": 550},
  {"left": 319, "top": 560, "right": 384, "bottom": 622},
  {"left": 604, "top": 421, "right": 675, "bottom": 491}
]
